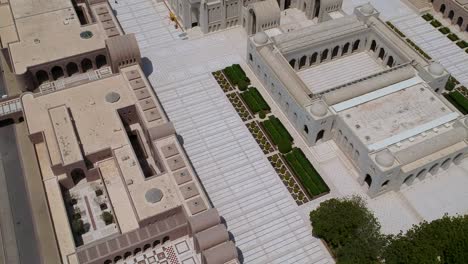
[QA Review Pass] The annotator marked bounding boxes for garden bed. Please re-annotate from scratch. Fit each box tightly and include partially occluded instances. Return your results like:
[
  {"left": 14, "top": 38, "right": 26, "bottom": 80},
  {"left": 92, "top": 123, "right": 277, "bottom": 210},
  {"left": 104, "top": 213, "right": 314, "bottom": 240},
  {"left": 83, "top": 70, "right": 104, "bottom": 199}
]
[
  {"left": 246, "top": 121, "right": 275, "bottom": 155},
  {"left": 284, "top": 148, "right": 329, "bottom": 197},
  {"left": 226, "top": 92, "right": 253, "bottom": 122},
  {"left": 240, "top": 87, "right": 271, "bottom": 114},
  {"left": 223, "top": 64, "right": 250, "bottom": 91},
  {"left": 261, "top": 116, "right": 294, "bottom": 153},
  {"left": 445, "top": 91, "right": 468, "bottom": 114},
  {"left": 212, "top": 71, "right": 234, "bottom": 93}
]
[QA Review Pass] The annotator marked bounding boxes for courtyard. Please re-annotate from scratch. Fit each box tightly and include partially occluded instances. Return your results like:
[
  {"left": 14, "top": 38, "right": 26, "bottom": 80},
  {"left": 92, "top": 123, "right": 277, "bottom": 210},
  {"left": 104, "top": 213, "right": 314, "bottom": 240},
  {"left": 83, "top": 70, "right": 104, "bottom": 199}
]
[{"left": 109, "top": 0, "right": 468, "bottom": 262}]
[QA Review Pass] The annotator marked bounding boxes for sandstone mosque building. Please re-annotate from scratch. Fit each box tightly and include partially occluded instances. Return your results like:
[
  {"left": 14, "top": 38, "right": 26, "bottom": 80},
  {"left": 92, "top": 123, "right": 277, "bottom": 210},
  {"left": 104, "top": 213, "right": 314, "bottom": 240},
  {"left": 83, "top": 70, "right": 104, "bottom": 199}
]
[
  {"left": 430, "top": 0, "right": 468, "bottom": 32},
  {"left": 166, "top": 0, "right": 343, "bottom": 34},
  {"left": 248, "top": 3, "right": 468, "bottom": 197},
  {"left": 1, "top": 0, "right": 239, "bottom": 264}
]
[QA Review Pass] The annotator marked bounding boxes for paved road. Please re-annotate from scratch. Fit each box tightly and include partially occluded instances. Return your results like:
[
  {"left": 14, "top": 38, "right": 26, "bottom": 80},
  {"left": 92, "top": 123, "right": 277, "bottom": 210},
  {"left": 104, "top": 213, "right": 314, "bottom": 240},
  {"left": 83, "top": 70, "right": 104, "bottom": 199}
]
[{"left": 0, "top": 124, "right": 41, "bottom": 264}]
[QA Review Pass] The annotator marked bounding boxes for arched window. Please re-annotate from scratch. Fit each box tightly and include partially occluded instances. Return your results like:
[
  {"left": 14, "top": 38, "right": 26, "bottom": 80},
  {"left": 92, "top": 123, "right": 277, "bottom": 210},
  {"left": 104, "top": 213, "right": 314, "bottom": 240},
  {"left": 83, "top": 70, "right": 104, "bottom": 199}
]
[
  {"left": 289, "top": 59, "right": 296, "bottom": 69},
  {"left": 81, "top": 58, "right": 93, "bottom": 72},
  {"left": 143, "top": 244, "right": 151, "bottom": 251},
  {"left": 448, "top": 10, "right": 455, "bottom": 20},
  {"left": 96, "top": 55, "right": 107, "bottom": 69},
  {"left": 352, "top": 40, "right": 360, "bottom": 52},
  {"left": 299, "top": 55, "right": 307, "bottom": 69},
  {"left": 403, "top": 174, "right": 414, "bottom": 185},
  {"left": 114, "top": 256, "right": 122, "bottom": 262},
  {"left": 441, "top": 158, "right": 451, "bottom": 169},
  {"left": 315, "top": 130, "right": 325, "bottom": 143},
  {"left": 104, "top": 260, "right": 112, "bottom": 264},
  {"left": 416, "top": 169, "right": 427, "bottom": 178},
  {"left": 304, "top": 125, "right": 309, "bottom": 134},
  {"left": 124, "top": 251, "right": 132, "bottom": 259},
  {"left": 370, "top": 40, "right": 377, "bottom": 52},
  {"left": 386, "top": 56, "right": 394, "bottom": 67},
  {"left": 36, "top": 70, "right": 49, "bottom": 85},
  {"left": 133, "top": 247, "right": 141, "bottom": 255},
  {"left": 378, "top": 48, "right": 385, "bottom": 60},
  {"left": 310, "top": 52, "right": 318, "bottom": 65},
  {"left": 381, "top": 180, "right": 389, "bottom": 188},
  {"left": 320, "top": 49, "right": 329, "bottom": 62},
  {"left": 51, "top": 66, "right": 64, "bottom": 80},
  {"left": 153, "top": 240, "right": 161, "bottom": 247},
  {"left": 162, "top": 236, "right": 170, "bottom": 244},
  {"left": 66, "top": 62, "right": 79, "bottom": 76},
  {"left": 364, "top": 174, "right": 372, "bottom": 188},
  {"left": 440, "top": 4, "right": 446, "bottom": 13},
  {"left": 429, "top": 163, "right": 439, "bottom": 174},
  {"left": 456, "top": 17, "right": 463, "bottom": 27},
  {"left": 454, "top": 153, "right": 464, "bottom": 163},
  {"left": 342, "top": 43, "right": 350, "bottom": 55},
  {"left": 331, "top": 46, "right": 339, "bottom": 59}
]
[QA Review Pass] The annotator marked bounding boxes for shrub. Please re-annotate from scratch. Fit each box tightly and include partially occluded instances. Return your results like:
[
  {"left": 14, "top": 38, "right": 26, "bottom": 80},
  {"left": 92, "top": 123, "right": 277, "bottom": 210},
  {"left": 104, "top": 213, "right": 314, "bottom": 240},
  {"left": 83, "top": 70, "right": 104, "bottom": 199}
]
[
  {"left": 278, "top": 138, "right": 292, "bottom": 154},
  {"left": 223, "top": 64, "right": 250, "bottom": 89},
  {"left": 102, "top": 211, "right": 114, "bottom": 225},
  {"left": 310, "top": 196, "right": 387, "bottom": 263},
  {"left": 237, "top": 79, "right": 248, "bottom": 91},
  {"left": 241, "top": 88, "right": 270, "bottom": 113},
  {"left": 262, "top": 119, "right": 282, "bottom": 144},
  {"left": 269, "top": 116, "right": 293, "bottom": 142},
  {"left": 430, "top": 19, "right": 441, "bottom": 27},
  {"left": 284, "top": 148, "right": 329, "bottom": 196},
  {"left": 449, "top": 91, "right": 468, "bottom": 113},
  {"left": 95, "top": 189, "right": 103, "bottom": 196},
  {"left": 72, "top": 219, "right": 85, "bottom": 235},
  {"left": 456, "top": 41, "right": 468, "bottom": 49},
  {"left": 259, "top": 110, "right": 267, "bottom": 119},
  {"left": 439, "top": 27, "right": 450, "bottom": 34},
  {"left": 422, "top": 13, "right": 434, "bottom": 21},
  {"left": 447, "top": 33, "right": 459, "bottom": 41}
]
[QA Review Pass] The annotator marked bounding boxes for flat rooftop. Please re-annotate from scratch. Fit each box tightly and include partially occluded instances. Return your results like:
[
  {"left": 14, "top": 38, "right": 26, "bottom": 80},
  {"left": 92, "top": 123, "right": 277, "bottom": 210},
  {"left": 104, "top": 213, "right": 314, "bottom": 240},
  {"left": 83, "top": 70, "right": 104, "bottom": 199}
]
[
  {"left": 297, "top": 51, "right": 386, "bottom": 94},
  {"left": 339, "top": 83, "right": 455, "bottom": 148}
]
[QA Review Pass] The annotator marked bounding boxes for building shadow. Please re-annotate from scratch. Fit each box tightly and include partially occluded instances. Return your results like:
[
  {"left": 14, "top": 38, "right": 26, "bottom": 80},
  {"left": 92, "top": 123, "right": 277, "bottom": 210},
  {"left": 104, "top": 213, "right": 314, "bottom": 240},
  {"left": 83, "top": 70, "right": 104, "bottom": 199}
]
[{"left": 141, "top": 57, "right": 154, "bottom": 77}]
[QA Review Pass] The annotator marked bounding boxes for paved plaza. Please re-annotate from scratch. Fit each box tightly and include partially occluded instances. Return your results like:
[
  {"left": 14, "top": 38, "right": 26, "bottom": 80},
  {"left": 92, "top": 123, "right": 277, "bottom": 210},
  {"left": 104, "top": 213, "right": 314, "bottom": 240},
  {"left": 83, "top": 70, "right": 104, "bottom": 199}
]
[
  {"left": 391, "top": 13, "right": 468, "bottom": 86},
  {"left": 109, "top": 0, "right": 468, "bottom": 262}
]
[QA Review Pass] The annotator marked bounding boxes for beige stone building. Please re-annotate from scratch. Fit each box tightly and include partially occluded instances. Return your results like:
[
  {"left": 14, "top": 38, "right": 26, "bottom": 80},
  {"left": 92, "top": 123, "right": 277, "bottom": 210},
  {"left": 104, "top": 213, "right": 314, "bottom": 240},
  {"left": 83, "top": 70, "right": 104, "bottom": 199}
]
[
  {"left": 247, "top": 3, "right": 468, "bottom": 197},
  {"left": 1, "top": 0, "right": 239, "bottom": 263},
  {"left": 166, "top": 0, "right": 343, "bottom": 34},
  {"left": 431, "top": 0, "right": 468, "bottom": 31}
]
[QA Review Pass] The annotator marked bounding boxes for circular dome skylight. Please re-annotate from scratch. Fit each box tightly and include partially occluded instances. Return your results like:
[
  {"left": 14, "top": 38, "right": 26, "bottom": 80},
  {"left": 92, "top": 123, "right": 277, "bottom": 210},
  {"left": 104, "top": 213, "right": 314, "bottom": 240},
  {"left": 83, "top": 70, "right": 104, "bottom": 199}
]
[
  {"left": 80, "top": 31, "right": 93, "bottom": 39},
  {"left": 145, "top": 188, "right": 163, "bottom": 204},
  {"left": 105, "top": 92, "right": 120, "bottom": 103}
]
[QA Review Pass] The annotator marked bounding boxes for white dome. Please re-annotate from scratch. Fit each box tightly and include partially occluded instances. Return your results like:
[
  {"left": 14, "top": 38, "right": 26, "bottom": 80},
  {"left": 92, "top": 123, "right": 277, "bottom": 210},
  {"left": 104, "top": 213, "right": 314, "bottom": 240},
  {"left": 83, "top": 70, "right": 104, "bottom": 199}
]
[
  {"left": 310, "top": 101, "right": 328, "bottom": 117},
  {"left": 375, "top": 150, "right": 395, "bottom": 167},
  {"left": 253, "top": 32, "right": 269, "bottom": 45},
  {"left": 428, "top": 63, "right": 445, "bottom": 76},
  {"left": 360, "top": 4, "right": 375, "bottom": 15}
]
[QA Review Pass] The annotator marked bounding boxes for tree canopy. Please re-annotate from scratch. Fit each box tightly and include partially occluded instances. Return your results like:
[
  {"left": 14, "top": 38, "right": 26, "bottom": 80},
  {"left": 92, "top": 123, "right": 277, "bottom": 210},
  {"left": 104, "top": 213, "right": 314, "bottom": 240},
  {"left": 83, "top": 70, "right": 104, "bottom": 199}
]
[
  {"left": 310, "top": 196, "right": 387, "bottom": 263},
  {"left": 383, "top": 215, "right": 468, "bottom": 264}
]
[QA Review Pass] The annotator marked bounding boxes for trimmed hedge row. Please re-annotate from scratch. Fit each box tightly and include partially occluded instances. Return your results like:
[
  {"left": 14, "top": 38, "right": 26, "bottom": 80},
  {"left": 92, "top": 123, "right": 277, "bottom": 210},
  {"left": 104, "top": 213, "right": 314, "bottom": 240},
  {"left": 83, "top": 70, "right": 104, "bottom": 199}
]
[
  {"left": 422, "top": 13, "right": 433, "bottom": 21},
  {"left": 439, "top": 27, "right": 450, "bottom": 35},
  {"left": 447, "top": 33, "right": 459, "bottom": 41},
  {"left": 262, "top": 116, "right": 293, "bottom": 153},
  {"left": 430, "top": 19, "right": 441, "bottom": 28},
  {"left": 457, "top": 41, "right": 468, "bottom": 49},
  {"left": 223, "top": 64, "right": 250, "bottom": 90},
  {"left": 284, "top": 148, "right": 329, "bottom": 197},
  {"left": 240, "top": 87, "right": 270, "bottom": 113},
  {"left": 448, "top": 91, "right": 468, "bottom": 114},
  {"left": 386, "top": 21, "right": 406, "bottom": 38},
  {"left": 269, "top": 116, "right": 293, "bottom": 142},
  {"left": 406, "top": 39, "right": 432, "bottom": 60}
]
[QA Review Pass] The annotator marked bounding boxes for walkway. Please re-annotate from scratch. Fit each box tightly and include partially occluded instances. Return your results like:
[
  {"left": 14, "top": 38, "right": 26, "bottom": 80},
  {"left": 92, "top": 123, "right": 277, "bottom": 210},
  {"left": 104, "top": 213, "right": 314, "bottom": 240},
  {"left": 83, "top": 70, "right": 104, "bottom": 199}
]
[{"left": 391, "top": 13, "right": 468, "bottom": 86}]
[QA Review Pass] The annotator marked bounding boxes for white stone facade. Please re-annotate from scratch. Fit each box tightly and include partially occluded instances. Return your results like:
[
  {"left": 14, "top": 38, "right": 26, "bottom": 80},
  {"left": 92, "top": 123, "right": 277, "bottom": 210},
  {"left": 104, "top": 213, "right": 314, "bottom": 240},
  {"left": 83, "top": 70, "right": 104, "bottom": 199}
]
[
  {"left": 247, "top": 4, "right": 468, "bottom": 197},
  {"left": 167, "top": 0, "right": 343, "bottom": 34}
]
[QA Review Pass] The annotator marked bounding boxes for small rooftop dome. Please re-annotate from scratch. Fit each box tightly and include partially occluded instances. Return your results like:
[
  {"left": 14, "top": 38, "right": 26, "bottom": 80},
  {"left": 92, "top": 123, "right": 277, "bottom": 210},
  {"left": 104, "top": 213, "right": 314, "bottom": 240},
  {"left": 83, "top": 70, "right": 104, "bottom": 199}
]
[
  {"left": 375, "top": 150, "right": 395, "bottom": 167},
  {"left": 360, "top": 4, "right": 375, "bottom": 15},
  {"left": 105, "top": 92, "right": 120, "bottom": 103},
  {"left": 253, "top": 32, "right": 269, "bottom": 45},
  {"left": 310, "top": 101, "right": 328, "bottom": 117},
  {"left": 428, "top": 63, "right": 445, "bottom": 76},
  {"left": 145, "top": 188, "right": 163, "bottom": 203}
]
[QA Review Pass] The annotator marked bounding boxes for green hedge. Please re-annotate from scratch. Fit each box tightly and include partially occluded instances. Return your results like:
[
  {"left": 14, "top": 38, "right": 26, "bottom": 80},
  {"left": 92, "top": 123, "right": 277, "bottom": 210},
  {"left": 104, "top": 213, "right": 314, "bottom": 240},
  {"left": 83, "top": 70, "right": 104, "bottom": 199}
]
[
  {"left": 386, "top": 21, "right": 406, "bottom": 38},
  {"left": 439, "top": 27, "right": 450, "bottom": 34},
  {"left": 448, "top": 91, "right": 468, "bottom": 114},
  {"left": 447, "top": 33, "right": 459, "bottom": 41},
  {"left": 284, "top": 148, "right": 329, "bottom": 197},
  {"left": 223, "top": 64, "right": 250, "bottom": 88},
  {"left": 422, "top": 13, "right": 433, "bottom": 21},
  {"left": 406, "top": 39, "right": 432, "bottom": 60},
  {"left": 261, "top": 116, "right": 293, "bottom": 151},
  {"left": 240, "top": 87, "right": 270, "bottom": 113},
  {"left": 430, "top": 19, "right": 441, "bottom": 27},
  {"left": 456, "top": 41, "right": 468, "bottom": 49}
]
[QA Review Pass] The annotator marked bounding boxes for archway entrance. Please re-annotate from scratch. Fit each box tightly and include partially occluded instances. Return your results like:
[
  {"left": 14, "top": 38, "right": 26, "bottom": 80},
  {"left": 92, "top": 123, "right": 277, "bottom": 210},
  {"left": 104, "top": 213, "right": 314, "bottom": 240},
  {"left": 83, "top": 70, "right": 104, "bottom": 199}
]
[
  {"left": 250, "top": 9, "right": 257, "bottom": 35},
  {"left": 313, "top": 0, "right": 320, "bottom": 18},
  {"left": 36, "top": 70, "right": 49, "bottom": 85},
  {"left": 285, "top": 0, "right": 291, "bottom": 9},
  {"left": 364, "top": 174, "right": 372, "bottom": 188},
  {"left": 315, "top": 130, "right": 324, "bottom": 143}
]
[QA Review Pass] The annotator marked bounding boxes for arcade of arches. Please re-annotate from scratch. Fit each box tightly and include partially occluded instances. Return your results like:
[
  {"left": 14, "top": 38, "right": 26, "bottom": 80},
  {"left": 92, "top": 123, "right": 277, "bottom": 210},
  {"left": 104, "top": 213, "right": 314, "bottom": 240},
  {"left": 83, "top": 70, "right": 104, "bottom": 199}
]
[{"left": 34, "top": 54, "right": 108, "bottom": 86}]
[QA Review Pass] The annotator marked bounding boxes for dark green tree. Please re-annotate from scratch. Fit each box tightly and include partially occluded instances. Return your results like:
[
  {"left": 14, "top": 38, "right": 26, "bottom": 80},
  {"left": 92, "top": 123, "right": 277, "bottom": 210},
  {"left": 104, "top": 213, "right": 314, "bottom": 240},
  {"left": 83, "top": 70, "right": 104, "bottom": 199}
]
[
  {"left": 383, "top": 215, "right": 468, "bottom": 264},
  {"left": 310, "top": 196, "right": 387, "bottom": 263}
]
